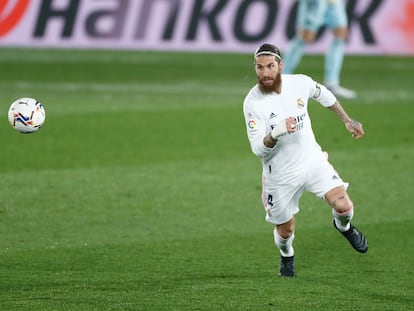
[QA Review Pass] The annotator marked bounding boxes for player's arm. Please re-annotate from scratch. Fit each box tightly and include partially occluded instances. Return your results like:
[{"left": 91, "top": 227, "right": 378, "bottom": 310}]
[
  {"left": 309, "top": 78, "right": 364, "bottom": 140},
  {"left": 327, "top": 101, "right": 364, "bottom": 139},
  {"left": 243, "top": 104, "right": 273, "bottom": 156},
  {"left": 243, "top": 101, "right": 295, "bottom": 155},
  {"left": 263, "top": 117, "right": 297, "bottom": 148}
]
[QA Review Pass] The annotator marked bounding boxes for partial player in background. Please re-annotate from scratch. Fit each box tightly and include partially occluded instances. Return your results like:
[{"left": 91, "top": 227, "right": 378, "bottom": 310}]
[
  {"left": 243, "top": 43, "right": 368, "bottom": 277},
  {"left": 283, "top": 0, "right": 356, "bottom": 99}
]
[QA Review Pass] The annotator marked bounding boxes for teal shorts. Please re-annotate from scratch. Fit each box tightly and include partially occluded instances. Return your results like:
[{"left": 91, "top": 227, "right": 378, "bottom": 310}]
[{"left": 296, "top": 0, "right": 348, "bottom": 31}]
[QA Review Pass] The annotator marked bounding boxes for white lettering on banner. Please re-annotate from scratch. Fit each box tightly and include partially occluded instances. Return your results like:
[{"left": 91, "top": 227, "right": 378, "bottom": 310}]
[{"left": 0, "top": 0, "right": 413, "bottom": 55}]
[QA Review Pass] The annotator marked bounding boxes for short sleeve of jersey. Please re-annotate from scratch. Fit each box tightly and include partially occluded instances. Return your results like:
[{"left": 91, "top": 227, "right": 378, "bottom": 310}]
[{"left": 299, "top": 74, "right": 337, "bottom": 107}]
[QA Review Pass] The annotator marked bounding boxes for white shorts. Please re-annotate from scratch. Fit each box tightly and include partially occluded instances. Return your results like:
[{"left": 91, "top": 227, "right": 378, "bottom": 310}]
[{"left": 262, "top": 157, "right": 348, "bottom": 225}]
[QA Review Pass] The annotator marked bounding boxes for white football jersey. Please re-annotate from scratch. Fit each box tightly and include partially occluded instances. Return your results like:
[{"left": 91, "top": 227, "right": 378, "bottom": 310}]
[{"left": 243, "top": 74, "right": 336, "bottom": 181}]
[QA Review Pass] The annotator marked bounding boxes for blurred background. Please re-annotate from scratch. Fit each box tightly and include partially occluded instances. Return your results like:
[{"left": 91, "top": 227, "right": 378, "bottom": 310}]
[{"left": 1, "top": 0, "right": 412, "bottom": 54}]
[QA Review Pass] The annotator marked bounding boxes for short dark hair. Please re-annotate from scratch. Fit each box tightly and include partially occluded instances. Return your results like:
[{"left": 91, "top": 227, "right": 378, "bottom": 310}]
[{"left": 254, "top": 43, "right": 282, "bottom": 62}]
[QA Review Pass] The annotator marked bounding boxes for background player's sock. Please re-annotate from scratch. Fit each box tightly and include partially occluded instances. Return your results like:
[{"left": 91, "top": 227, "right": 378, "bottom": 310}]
[
  {"left": 325, "top": 38, "right": 345, "bottom": 86},
  {"left": 283, "top": 37, "right": 305, "bottom": 74}
]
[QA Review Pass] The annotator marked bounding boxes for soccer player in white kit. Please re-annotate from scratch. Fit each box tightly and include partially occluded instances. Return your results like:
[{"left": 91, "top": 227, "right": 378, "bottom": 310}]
[{"left": 243, "top": 43, "right": 368, "bottom": 277}]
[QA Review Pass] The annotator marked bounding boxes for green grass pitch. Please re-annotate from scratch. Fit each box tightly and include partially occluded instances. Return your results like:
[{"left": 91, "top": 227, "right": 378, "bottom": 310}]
[{"left": 0, "top": 48, "right": 413, "bottom": 310}]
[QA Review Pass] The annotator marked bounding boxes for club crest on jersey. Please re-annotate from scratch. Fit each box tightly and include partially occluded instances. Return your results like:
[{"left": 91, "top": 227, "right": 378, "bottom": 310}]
[
  {"left": 248, "top": 119, "right": 257, "bottom": 129},
  {"left": 297, "top": 98, "right": 305, "bottom": 109}
]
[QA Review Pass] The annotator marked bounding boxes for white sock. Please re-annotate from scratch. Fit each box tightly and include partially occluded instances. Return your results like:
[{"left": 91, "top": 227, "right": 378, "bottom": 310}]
[
  {"left": 333, "top": 208, "right": 354, "bottom": 232},
  {"left": 273, "top": 229, "right": 295, "bottom": 257}
]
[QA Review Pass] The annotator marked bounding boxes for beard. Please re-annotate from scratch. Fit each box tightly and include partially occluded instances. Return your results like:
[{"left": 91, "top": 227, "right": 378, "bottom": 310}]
[{"left": 258, "top": 73, "right": 282, "bottom": 94}]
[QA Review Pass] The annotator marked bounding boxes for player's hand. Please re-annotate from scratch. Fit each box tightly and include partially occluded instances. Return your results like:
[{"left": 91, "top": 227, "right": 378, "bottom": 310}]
[
  {"left": 271, "top": 117, "right": 296, "bottom": 140},
  {"left": 345, "top": 119, "right": 364, "bottom": 139},
  {"left": 286, "top": 117, "right": 297, "bottom": 133}
]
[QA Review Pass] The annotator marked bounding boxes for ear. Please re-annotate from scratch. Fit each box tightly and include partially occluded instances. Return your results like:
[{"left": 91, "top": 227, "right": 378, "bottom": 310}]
[{"left": 279, "top": 60, "right": 284, "bottom": 71}]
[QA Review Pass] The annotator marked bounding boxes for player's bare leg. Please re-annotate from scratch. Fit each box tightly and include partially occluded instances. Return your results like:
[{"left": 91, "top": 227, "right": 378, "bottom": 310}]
[
  {"left": 275, "top": 218, "right": 296, "bottom": 277},
  {"left": 325, "top": 186, "right": 368, "bottom": 253}
]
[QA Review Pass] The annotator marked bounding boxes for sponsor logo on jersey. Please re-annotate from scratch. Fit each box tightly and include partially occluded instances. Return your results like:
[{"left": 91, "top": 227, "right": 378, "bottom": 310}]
[{"left": 269, "top": 112, "right": 277, "bottom": 119}]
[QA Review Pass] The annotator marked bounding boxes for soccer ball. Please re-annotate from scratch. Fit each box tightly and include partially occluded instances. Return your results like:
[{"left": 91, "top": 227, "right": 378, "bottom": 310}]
[{"left": 8, "top": 97, "right": 46, "bottom": 133}]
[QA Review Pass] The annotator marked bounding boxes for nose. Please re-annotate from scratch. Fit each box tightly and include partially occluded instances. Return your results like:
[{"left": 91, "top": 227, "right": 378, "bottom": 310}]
[{"left": 262, "top": 70, "right": 272, "bottom": 78}]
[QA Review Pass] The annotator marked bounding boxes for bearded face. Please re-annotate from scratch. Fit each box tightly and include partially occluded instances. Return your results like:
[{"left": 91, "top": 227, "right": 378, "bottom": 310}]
[
  {"left": 258, "top": 72, "right": 282, "bottom": 93},
  {"left": 255, "top": 55, "right": 283, "bottom": 94}
]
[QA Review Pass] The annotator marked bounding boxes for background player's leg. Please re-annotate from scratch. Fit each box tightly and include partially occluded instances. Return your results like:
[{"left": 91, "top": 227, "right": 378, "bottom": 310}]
[
  {"left": 325, "top": 38, "right": 344, "bottom": 87},
  {"left": 282, "top": 37, "right": 306, "bottom": 74}
]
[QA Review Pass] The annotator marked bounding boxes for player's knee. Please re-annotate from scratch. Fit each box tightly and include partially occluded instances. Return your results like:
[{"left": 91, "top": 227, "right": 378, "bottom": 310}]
[
  {"left": 326, "top": 187, "right": 353, "bottom": 214},
  {"left": 334, "top": 199, "right": 353, "bottom": 215},
  {"left": 278, "top": 228, "right": 293, "bottom": 239},
  {"left": 298, "top": 29, "right": 316, "bottom": 43},
  {"left": 333, "top": 27, "right": 348, "bottom": 40},
  {"left": 276, "top": 219, "right": 295, "bottom": 239}
]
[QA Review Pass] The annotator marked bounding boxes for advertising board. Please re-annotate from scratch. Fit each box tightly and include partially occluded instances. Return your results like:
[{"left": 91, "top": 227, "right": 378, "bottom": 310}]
[{"left": 1, "top": 0, "right": 413, "bottom": 54}]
